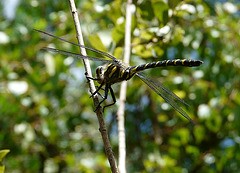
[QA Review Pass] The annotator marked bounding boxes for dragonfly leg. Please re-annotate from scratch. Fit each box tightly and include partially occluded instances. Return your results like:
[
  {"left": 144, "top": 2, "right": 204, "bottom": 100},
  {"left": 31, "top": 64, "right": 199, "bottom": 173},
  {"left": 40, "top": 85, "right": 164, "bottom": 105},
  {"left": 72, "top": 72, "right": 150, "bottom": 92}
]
[
  {"left": 90, "top": 82, "right": 105, "bottom": 98},
  {"left": 103, "top": 85, "right": 116, "bottom": 112},
  {"left": 96, "top": 85, "right": 105, "bottom": 90},
  {"left": 95, "top": 85, "right": 105, "bottom": 98},
  {"left": 86, "top": 76, "right": 105, "bottom": 98},
  {"left": 86, "top": 76, "right": 98, "bottom": 81},
  {"left": 94, "top": 84, "right": 110, "bottom": 112}
]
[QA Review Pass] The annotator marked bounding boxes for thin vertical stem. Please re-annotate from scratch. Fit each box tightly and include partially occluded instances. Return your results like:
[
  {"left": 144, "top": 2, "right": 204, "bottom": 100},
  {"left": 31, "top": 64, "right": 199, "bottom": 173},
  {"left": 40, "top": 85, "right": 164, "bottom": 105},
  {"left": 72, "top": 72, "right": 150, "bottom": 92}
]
[
  {"left": 68, "top": 0, "right": 118, "bottom": 172},
  {"left": 117, "top": 0, "right": 132, "bottom": 172}
]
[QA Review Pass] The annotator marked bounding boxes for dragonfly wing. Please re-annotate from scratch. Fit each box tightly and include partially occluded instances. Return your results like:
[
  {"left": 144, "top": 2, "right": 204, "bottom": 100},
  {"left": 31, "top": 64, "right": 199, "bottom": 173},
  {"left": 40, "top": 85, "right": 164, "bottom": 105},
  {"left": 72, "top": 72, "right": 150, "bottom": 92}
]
[
  {"left": 42, "top": 47, "right": 121, "bottom": 66},
  {"left": 34, "top": 29, "right": 123, "bottom": 67},
  {"left": 136, "top": 72, "right": 195, "bottom": 124},
  {"left": 137, "top": 72, "right": 189, "bottom": 106}
]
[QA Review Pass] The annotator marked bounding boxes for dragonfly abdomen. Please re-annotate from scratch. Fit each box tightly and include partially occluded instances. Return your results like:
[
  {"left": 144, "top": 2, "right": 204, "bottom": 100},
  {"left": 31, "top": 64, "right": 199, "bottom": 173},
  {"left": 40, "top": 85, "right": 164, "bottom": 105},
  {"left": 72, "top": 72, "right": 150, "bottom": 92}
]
[{"left": 130, "top": 59, "right": 203, "bottom": 74}]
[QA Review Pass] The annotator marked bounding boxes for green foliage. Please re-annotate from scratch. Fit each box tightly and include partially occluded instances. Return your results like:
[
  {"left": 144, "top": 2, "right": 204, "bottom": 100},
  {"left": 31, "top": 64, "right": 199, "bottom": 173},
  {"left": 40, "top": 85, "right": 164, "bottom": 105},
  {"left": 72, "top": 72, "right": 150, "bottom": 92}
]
[
  {"left": 0, "top": 150, "right": 10, "bottom": 173},
  {"left": 88, "top": 34, "right": 108, "bottom": 53},
  {"left": 0, "top": 0, "right": 240, "bottom": 172},
  {"left": 152, "top": 0, "right": 169, "bottom": 25}
]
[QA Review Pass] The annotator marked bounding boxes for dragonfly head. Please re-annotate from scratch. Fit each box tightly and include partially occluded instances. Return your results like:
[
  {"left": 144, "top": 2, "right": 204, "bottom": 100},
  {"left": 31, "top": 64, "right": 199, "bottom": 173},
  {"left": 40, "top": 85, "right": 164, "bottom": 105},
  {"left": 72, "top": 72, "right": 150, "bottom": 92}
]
[{"left": 96, "top": 66, "right": 105, "bottom": 84}]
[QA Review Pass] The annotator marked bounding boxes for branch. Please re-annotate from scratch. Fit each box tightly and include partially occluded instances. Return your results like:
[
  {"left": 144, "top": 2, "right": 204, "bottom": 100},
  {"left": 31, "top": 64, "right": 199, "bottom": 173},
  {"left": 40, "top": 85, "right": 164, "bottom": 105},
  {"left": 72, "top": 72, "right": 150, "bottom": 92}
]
[
  {"left": 67, "top": 0, "right": 118, "bottom": 172},
  {"left": 117, "top": 0, "right": 132, "bottom": 172}
]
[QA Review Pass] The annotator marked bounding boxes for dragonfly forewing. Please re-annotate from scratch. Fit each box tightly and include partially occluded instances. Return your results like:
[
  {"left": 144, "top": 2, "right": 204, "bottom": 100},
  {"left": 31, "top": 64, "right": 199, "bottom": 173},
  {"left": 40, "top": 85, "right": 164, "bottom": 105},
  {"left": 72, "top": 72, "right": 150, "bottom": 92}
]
[
  {"left": 34, "top": 29, "right": 122, "bottom": 67},
  {"left": 42, "top": 47, "right": 119, "bottom": 66}
]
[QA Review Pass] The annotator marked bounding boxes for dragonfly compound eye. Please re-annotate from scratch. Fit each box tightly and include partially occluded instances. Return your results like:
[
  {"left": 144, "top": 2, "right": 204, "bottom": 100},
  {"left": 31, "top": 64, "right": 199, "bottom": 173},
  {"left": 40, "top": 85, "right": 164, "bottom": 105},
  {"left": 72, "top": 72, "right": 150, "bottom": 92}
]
[{"left": 96, "top": 66, "right": 105, "bottom": 81}]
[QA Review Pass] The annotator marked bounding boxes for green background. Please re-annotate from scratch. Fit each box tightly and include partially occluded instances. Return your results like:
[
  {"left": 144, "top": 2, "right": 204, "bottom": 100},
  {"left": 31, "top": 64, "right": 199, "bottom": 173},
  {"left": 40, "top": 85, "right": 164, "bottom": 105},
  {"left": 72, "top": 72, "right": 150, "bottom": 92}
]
[{"left": 0, "top": 0, "right": 240, "bottom": 172}]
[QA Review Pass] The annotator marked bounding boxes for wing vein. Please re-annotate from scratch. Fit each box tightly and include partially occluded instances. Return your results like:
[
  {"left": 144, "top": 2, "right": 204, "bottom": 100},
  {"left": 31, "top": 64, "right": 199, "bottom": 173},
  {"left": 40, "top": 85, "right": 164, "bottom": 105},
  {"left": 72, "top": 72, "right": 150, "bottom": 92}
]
[{"left": 136, "top": 72, "right": 195, "bottom": 124}]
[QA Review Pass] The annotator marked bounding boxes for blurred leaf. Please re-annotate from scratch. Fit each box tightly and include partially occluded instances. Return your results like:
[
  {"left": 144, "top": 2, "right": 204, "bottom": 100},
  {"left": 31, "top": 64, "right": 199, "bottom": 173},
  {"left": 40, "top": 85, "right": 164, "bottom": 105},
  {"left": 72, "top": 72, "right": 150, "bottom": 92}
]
[
  {"left": 88, "top": 34, "right": 108, "bottom": 52},
  {"left": 0, "top": 150, "right": 10, "bottom": 173},
  {"left": 107, "top": 0, "right": 123, "bottom": 23},
  {"left": 169, "top": 128, "right": 190, "bottom": 146},
  {"left": 0, "top": 150, "right": 10, "bottom": 162},
  {"left": 137, "top": 1, "right": 154, "bottom": 21},
  {"left": 168, "top": 0, "right": 182, "bottom": 9},
  {"left": 113, "top": 46, "right": 123, "bottom": 60},
  {"left": 0, "top": 165, "right": 5, "bottom": 173},
  {"left": 169, "top": 146, "right": 180, "bottom": 158},
  {"left": 112, "top": 22, "right": 125, "bottom": 44},
  {"left": 186, "top": 145, "right": 200, "bottom": 158},
  {"left": 133, "top": 45, "right": 153, "bottom": 58},
  {"left": 206, "top": 113, "right": 222, "bottom": 133},
  {"left": 140, "top": 31, "right": 154, "bottom": 41},
  {"left": 153, "top": 46, "right": 164, "bottom": 57},
  {"left": 194, "top": 125, "right": 205, "bottom": 144},
  {"left": 232, "top": 89, "right": 240, "bottom": 105},
  {"left": 32, "top": 18, "right": 47, "bottom": 31},
  {"left": 171, "top": 26, "right": 185, "bottom": 45},
  {"left": 152, "top": 1, "right": 169, "bottom": 25}
]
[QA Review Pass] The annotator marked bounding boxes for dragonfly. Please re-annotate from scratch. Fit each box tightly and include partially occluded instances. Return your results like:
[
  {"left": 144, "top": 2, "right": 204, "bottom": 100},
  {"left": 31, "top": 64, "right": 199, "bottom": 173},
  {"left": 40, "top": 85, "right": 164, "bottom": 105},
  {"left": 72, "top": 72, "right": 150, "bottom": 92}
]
[{"left": 34, "top": 29, "right": 203, "bottom": 124}]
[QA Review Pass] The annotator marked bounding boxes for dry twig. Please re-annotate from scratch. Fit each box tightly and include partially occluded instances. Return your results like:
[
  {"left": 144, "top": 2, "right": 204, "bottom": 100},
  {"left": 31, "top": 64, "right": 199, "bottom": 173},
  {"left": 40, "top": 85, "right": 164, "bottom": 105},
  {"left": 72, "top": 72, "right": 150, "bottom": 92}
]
[{"left": 68, "top": 0, "right": 118, "bottom": 172}]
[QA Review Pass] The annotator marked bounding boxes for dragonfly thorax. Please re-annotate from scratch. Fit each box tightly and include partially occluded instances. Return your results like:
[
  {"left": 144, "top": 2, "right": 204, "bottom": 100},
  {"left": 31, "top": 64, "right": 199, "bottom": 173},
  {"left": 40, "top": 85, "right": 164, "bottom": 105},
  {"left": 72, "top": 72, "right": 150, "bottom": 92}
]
[{"left": 95, "top": 63, "right": 134, "bottom": 85}]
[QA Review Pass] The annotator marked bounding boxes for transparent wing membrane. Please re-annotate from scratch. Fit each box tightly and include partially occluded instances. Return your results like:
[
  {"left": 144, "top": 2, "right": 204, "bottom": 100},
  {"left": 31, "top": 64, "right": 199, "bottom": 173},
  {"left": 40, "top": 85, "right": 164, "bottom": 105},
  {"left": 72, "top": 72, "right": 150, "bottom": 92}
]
[
  {"left": 136, "top": 72, "right": 195, "bottom": 124},
  {"left": 42, "top": 47, "right": 117, "bottom": 65},
  {"left": 34, "top": 29, "right": 122, "bottom": 67}
]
